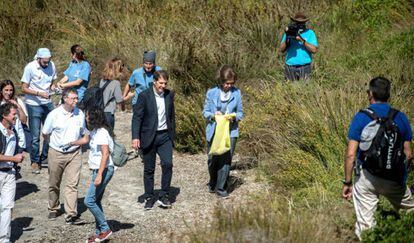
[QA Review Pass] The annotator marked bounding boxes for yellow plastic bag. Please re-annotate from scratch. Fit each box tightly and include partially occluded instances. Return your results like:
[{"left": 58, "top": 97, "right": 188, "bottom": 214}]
[{"left": 209, "top": 114, "right": 236, "bottom": 155}]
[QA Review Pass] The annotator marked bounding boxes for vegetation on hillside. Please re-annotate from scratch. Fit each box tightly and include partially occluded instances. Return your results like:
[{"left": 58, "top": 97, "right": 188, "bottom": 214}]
[{"left": 1, "top": 0, "right": 413, "bottom": 241}]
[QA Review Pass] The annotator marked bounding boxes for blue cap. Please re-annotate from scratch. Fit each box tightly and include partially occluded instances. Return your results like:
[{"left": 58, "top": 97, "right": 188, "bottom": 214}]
[{"left": 36, "top": 48, "right": 52, "bottom": 59}]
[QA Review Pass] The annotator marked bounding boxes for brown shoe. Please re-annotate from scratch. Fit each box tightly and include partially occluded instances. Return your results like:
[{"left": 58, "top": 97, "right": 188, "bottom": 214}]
[{"left": 31, "top": 163, "right": 40, "bottom": 174}]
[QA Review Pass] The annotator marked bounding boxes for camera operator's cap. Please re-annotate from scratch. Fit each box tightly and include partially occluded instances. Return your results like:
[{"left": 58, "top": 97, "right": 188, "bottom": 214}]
[
  {"left": 143, "top": 51, "right": 156, "bottom": 64},
  {"left": 35, "top": 48, "right": 52, "bottom": 59},
  {"left": 290, "top": 12, "right": 309, "bottom": 23}
]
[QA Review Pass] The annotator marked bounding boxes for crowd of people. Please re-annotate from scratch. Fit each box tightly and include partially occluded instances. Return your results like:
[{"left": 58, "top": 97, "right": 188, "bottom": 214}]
[
  {"left": 0, "top": 42, "right": 244, "bottom": 242},
  {"left": 0, "top": 10, "right": 413, "bottom": 242}
]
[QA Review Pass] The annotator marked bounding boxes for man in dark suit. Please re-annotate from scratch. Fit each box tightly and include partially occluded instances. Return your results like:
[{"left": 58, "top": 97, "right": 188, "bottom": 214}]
[{"left": 132, "top": 70, "right": 175, "bottom": 210}]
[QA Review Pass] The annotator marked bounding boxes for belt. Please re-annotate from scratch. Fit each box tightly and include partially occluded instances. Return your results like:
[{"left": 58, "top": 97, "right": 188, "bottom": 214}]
[
  {"left": 0, "top": 167, "right": 13, "bottom": 172},
  {"left": 287, "top": 64, "right": 310, "bottom": 68},
  {"left": 156, "top": 129, "right": 168, "bottom": 134}
]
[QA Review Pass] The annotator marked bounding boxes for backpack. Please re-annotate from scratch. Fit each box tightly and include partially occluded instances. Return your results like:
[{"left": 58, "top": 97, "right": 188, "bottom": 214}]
[
  {"left": 358, "top": 108, "right": 406, "bottom": 182},
  {"left": 78, "top": 80, "right": 112, "bottom": 111},
  {"left": 111, "top": 140, "right": 128, "bottom": 167}
]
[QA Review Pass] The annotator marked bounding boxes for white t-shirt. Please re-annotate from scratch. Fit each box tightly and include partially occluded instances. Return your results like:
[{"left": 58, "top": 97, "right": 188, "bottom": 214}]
[
  {"left": 1, "top": 98, "right": 27, "bottom": 148},
  {"left": 21, "top": 60, "right": 57, "bottom": 106},
  {"left": 88, "top": 128, "right": 114, "bottom": 170},
  {"left": 0, "top": 123, "right": 17, "bottom": 169},
  {"left": 42, "top": 106, "right": 86, "bottom": 153}
]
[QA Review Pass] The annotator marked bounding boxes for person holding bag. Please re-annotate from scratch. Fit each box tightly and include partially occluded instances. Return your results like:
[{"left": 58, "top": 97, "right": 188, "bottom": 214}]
[{"left": 202, "top": 65, "right": 243, "bottom": 198}]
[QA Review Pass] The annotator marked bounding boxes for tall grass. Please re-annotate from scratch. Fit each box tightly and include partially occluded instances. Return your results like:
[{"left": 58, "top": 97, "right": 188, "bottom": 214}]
[{"left": 1, "top": 0, "right": 414, "bottom": 241}]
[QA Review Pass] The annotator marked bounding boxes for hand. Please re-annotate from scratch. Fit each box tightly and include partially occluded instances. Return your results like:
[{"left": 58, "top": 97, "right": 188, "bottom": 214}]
[
  {"left": 38, "top": 91, "right": 50, "bottom": 99},
  {"left": 215, "top": 111, "right": 223, "bottom": 115},
  {"left": 132, "top": 139, "right": 140, "bottom": 150},
  {"left": 342, "top": 185, "right": 353, "bottom": 200},
  {"left": 94, "top": 174, "right": 102, "bottom": 186},
  {"left": 51, "top": 84, "right": 56, "bottom": 90},
  {"left": 296, "top": 35, "right": 305, "bottom": 43},
  {"left": 13, "top": 153, "right": 24, "bottom": 163}
]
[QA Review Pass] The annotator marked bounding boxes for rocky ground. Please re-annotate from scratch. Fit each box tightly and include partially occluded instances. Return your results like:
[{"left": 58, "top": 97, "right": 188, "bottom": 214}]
[{"left": 11, "top": 111, "right": 264, "bottom": 243}]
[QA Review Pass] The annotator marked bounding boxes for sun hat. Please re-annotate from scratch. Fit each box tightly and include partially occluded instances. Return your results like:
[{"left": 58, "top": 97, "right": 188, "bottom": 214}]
[{"left": 290, "top": 12, "right": 309, "bottom": 23}]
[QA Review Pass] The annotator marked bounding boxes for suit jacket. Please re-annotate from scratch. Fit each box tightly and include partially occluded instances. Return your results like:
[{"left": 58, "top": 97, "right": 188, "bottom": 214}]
[{"left": 132, "top": 87, "right": 175, "bottom": 150}]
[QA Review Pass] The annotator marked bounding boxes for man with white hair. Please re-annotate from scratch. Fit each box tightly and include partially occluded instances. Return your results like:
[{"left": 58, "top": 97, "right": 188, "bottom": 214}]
[{"left": 21, "top": 48, "right": 57, "bottom": 174}]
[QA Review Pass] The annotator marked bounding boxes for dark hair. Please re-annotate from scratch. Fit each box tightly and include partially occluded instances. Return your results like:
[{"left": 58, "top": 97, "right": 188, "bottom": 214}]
[
  {"left": 0, "top": 80, "right": 16, "bottom": 101},
  {"left": 61, "top": 88, "right": 78, "bottom": 104},
  {"left": 368, "top": 76, "right": 391, "bottom": 102},
  {"left": 217, "top": 65, "right": 237, "bottom": 84},
  {"left": 86, "top": 109, "right": 114, "bottom": 137},
  {"left": 70, "top": 44, "right": 87, "bottom": 61},
  {"left": 0, "top": 102, "right": 18, "bottom": 121},
  {"left": 154, "top": 70, "right": 169, "bottom": 82}
]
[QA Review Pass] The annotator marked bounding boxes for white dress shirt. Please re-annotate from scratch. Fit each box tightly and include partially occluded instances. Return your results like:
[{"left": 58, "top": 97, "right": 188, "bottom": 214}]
[{"left": 154, "top": 88, "right": 167, "bottom": 131}]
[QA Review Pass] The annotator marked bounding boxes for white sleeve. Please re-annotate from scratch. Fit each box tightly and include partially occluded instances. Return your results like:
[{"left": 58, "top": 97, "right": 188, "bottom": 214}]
[
  {"left": 17, "top": 98, "right": 28, "bottom": 116},
  {"left": 21, "top": 65, "right": 32, "bottom": 84},
  {"left": 94, "top": 129, "right": 110, "bottom": 145},
  {"left": 42, "top": 111, "right": 54, "bottom": 135},
  {"left": 52, "top": 61, "right": 57, "bottom": 80},
  {"left": 15, "top": 118, "right": 26, "bottom": 148}
]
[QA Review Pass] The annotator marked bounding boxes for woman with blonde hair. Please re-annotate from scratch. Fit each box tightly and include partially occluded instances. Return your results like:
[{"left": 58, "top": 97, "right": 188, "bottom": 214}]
[{"left": 98, "top": 57, "right": 126, "bottom": 132}]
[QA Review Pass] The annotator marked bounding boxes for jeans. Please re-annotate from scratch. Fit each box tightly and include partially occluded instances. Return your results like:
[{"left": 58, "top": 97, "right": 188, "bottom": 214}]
[
  {"left": 84, "top": 166, "right": 114, "bottom": 235},
  {"left": 143, "top": 131, "right": 173, "bottom": 199},
  {"left": 104, "top": 112, "right": 115, "bottom": 133},
  {"left": 207, "top": 137, "right": 237, "bottom": 192},
  {"left": 26, "top": 103, "right": 54, "bottom": 164}
]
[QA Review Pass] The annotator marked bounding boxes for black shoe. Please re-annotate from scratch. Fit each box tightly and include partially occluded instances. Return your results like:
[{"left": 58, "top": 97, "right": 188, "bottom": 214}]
[
  {"left": 216, "top": 190, "right": 229, "bottom": 198},
  {"left": 65, "top": 216, "right": 86, "bottom": 225},
  {"left": 157, "top": 196, "right": 172, "bottom": 208},
  {"left": 208, "top": 185, "right": 215, "bottom": 193},
  {"left": 48, "top": 211, "right": 58, "bottom": 221},
  {"left": 144, "top": 197, "right": 155, "bottom": 210}
]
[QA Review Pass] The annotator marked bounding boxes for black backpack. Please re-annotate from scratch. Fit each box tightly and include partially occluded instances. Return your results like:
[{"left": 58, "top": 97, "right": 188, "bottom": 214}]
[
  {"left": 358, "top": 108, "right": 406, "bottom": 182},
  {"left": 78, "top": 80, "right": 112, "bottom": 111}
]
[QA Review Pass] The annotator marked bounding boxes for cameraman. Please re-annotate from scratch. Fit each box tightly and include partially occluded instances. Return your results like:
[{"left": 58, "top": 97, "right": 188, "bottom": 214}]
[{"left": 279, "top": 12, "right": 318, "bottom": 81}]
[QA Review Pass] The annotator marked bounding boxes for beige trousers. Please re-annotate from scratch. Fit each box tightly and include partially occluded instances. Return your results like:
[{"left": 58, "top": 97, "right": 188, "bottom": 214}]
[
  {"left": 353, "top": 169, "right": 414, "bottom": 239},
  {"left": 48, "top": 148, "right": 82, "bottom": 218}
]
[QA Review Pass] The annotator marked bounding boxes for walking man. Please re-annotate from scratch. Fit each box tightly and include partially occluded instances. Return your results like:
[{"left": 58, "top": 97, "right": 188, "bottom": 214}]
[
  {"left": 342, "top": 77, "right": 414, "bottom": 239},
  {"left": 279, "top": 12, "right": 318, "bottom": 81},
  {"left": 123, "top": 51, "right": 162, "bottom": 105},
  {"left": 21, "top": 47, "right": 57, "bottom": 173},
  {"left": 0, "top": 103, "right": 25, "bottom": 242},
  {"left": 132, "top": 70, "right": 175, "bottom": 210},
  {"left": 42, "top": 88, "right": 87, "bottom": 224}
]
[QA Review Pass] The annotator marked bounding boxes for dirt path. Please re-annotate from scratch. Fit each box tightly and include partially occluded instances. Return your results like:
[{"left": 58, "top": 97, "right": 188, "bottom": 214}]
[{"left": 11, "top": 111, "right": 263, "bottom": 242}]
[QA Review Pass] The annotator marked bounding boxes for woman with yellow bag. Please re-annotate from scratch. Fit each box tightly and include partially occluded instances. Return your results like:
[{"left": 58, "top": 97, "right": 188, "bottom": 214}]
[{"left": 202, "top": 65, "right": 243, "bottom": 198}]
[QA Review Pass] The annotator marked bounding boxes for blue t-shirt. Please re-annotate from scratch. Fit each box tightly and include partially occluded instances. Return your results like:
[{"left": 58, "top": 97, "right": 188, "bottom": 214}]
[
  {"left": 348, "top": 103, "right": 412, "bottom": 182},
  {"left": 281, "top": 29, "right": 318, "bottom": 66},
  {"left": 128, "top": 66, "right": 162, "bottom": 105},
  {"left": 63, "top": 60, "right": 91, "bottom": 101}
]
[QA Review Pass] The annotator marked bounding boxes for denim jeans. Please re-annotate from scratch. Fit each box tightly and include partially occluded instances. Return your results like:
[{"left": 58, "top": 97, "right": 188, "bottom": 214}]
[
  {"left": 104, "top": 112, "right": 115, "bottom": 133},
  {"left": 207, "top": 137, "right": 237, "bottom": 192},
  {"left": 26, "top": 103, "right": 54, "bottom": 164},
  {"left": 84, "top": 166, "right": 114, "bottom": 235}
]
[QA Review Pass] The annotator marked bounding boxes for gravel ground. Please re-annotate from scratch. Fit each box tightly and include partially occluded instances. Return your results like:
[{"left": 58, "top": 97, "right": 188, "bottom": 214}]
[{"left": 11, "top": 111, "right": 264, "bottom": 243}]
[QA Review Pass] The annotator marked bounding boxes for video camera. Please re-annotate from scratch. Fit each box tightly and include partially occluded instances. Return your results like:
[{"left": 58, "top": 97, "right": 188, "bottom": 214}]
[{"left": 285, "top": 22, "right": 306, "bottom": 38}]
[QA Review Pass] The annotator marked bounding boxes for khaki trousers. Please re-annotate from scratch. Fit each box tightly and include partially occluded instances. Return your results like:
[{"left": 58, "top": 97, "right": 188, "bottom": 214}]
[
  {"left": 353, "top": 169, "right": 414, "bottom": 239},
  {"left": 48, "top": 148, "right": 81, "bottom": 218}
]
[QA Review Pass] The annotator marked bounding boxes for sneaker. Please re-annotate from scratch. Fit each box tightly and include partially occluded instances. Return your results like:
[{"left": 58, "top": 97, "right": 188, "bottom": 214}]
[
  {"left": 95, "top": 230, "right": 112, "bottom": 242},
  {"left": 85, "top": 234, "right": 97, "bottom": 243},
  {"left": 65, "top": 216, "right": 86, "bottom": 225},
  {"left": 157, "top": 196, "right": 172, "bottom": 208},
  {"left": 144, "top": 197, "right": 155, "bottom": 210},
  {"left": 48, "top": 211, "right": 58, "bottom": 220},
  {"left": 31, "top": 163, "right": 40, "bottom": 174},
  {"left": 216, "top": 190, "right": 229, "bottom": 198}
]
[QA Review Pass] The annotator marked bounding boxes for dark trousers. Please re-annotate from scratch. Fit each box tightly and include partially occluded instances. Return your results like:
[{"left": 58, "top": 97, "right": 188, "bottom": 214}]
[
  {"left": 207, "top": 137, "right": 237, "bottom": 192},
  {"left": 143, "top": 131, "right": 173, "bottom": 199},
  {"left": 284, "top": 63, "right": 311, "bottom": 81},
  {"left": 104, "top": 112, "right": 115, "bottom": 133}
]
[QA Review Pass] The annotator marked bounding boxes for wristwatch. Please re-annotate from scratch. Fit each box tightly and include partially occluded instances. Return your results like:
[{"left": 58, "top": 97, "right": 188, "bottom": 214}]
[{"left": 342, "top": 179, "right": 352, "bottom": 186}]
